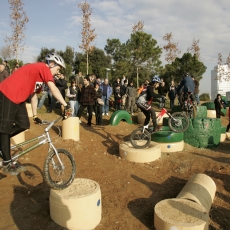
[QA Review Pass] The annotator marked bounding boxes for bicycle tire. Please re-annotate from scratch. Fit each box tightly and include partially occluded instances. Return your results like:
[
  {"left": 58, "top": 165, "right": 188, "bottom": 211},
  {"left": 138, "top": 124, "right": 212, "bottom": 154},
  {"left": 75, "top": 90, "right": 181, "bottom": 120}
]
[
  {"left": 43, "top": 148, "right": 76, "bottom": 190},
  {"left": 130, "top": 128, "right": 151, "bottom": 149},
  {"left": 168, "top": 112, "right": 189, "bottom": 133}
]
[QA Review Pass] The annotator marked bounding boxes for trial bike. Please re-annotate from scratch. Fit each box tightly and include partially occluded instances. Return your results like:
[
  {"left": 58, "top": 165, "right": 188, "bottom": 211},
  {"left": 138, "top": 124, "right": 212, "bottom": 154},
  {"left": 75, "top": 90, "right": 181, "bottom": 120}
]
[
  {"left": 182, "top": 92, "right": 197, "bottom": 118},
  {"left": 0, "top": 114, "right": 76, "bottom": 190},
  {"left": 130, "top": 99, "right": 189, "bottom": 149}
]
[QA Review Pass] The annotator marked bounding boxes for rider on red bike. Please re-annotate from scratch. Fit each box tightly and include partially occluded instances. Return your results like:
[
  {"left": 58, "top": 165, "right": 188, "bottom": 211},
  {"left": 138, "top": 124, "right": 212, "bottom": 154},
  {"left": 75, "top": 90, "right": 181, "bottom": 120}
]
[{"left": 136, "top": 76, "right": 165, "bottom": 131}]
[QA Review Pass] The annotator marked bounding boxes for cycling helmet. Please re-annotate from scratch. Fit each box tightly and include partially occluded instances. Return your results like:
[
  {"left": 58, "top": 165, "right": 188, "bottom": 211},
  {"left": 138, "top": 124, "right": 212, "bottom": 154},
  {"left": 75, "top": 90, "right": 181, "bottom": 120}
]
[
  {"left": 152, "top": 76, "right": 161, "bottom": 83},
  {"left": 45, "top": 53, "right": 66, "bottom": 69}
]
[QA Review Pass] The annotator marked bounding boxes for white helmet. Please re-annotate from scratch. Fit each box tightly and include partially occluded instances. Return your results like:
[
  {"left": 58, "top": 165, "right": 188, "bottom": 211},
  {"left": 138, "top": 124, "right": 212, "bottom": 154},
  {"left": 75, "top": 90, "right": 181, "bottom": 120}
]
[{"left": 46, "top": 53, "right": 66, "bottom": 69}]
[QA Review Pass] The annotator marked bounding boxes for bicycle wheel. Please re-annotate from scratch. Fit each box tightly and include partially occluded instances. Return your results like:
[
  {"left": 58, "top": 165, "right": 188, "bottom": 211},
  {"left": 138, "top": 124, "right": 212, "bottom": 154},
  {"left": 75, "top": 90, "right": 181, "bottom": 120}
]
[
  {"left": 43, "top": 148, "right": 76, "bottom": 190},
  {"left": 168, "top": 112, "right": 189, "bottom": 133},
  {"left": 130, "top": 128, "right": 151, "bottom": 149}
]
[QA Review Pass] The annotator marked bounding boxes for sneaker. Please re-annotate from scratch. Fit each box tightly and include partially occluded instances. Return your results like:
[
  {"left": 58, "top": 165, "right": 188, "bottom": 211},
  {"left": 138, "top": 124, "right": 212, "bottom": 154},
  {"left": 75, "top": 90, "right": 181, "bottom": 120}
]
[
  {"left": 106, "top": 113, "right": 109, "bottom": 116},
  {"left": 2, "top": 162, "right": 19, "bottom": 176},
  {"left": 13, "top": 162, "right": 27, "bottom": 172},
  {"left": 92, "top": 112, "right": 95, "bottom": 115},
  {"left": 87, "top": 113, "right": 89, "bottom": 116},
  {"left": 102, "top": 113, "right": 105, "bottom": 116}
]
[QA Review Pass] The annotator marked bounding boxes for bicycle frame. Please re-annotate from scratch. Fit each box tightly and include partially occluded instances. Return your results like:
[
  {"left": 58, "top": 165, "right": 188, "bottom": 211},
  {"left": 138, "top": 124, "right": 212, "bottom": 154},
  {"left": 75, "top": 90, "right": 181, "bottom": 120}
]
[{"left": 10, "top": 116, "right": 64, "bottom": 168}]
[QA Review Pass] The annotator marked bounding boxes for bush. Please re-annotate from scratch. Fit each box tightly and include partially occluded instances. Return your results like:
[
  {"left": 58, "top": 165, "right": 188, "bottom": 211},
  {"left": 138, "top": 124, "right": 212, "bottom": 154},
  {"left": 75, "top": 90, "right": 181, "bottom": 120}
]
[{"left": 199, "top": 93, "right": 210, "bottom": 101}]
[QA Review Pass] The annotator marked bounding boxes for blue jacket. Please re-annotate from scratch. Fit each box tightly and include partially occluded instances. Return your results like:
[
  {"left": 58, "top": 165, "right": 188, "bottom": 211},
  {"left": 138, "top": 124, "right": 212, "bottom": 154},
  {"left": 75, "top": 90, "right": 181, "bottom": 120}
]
[
  {"left": 176, "top": 76, "right": 195, "bottom": 94},
  {"left": 100, "top": 83, "right": 113, "bottom": 98}
]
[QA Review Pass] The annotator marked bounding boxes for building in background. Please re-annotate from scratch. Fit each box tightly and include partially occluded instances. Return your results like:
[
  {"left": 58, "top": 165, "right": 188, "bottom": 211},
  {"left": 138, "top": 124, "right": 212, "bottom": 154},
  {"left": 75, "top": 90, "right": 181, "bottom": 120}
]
[{"left": 211, "top": 65, "right": 230, "bottom": 100}]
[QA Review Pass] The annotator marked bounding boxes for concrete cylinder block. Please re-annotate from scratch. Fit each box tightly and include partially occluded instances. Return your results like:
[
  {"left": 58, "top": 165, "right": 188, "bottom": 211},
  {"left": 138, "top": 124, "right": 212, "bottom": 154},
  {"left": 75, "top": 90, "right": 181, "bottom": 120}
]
[
  {"left": 176, "top": 173, "right": 216, "bottom": 212},
  {"left": 154, "top": 198, "right": 209, "bottom": 230},
  {"left": 50, "top": 178, "right": 101, "bottom": 230},
  {"left": 62, "top": 117, "right": 80, "bottom": 141}
]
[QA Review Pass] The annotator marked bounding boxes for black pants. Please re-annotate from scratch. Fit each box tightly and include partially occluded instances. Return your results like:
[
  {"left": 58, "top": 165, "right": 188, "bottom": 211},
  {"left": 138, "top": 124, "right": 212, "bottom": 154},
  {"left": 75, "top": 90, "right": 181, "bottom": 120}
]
[
  {"left": 77, "top": 105, "right": 93, "bottom": 125},
  {"left": 0, "top": 92, "right": 29, "bottom": 162},
  {"left": 140, "top": 107, "right": 157, "bottom": 126},
  {"left": 216, "top": 109, "right": 221, "bottom": 118},
  {"left": 94, "top": 105, "right": 102, "bottom": 125}
]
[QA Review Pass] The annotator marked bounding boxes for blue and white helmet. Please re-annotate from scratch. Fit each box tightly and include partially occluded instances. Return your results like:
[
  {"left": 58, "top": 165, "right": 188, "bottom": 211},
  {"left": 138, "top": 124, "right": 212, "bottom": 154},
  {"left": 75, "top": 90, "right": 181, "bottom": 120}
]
[{"left": 152, "top": 76, "right": 161, "bottom": 83}]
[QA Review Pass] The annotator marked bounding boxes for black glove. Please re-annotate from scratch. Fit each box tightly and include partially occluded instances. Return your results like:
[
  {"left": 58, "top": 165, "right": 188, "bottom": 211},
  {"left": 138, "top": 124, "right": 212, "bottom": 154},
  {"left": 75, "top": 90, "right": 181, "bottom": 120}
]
[{"left": 33, "top": 115, "right": 42, "bottom": 124}]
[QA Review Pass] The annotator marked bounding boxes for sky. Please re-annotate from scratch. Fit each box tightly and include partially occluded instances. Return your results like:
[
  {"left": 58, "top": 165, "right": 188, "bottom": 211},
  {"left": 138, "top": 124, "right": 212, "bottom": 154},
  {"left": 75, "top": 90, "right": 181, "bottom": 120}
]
[{"left": 1, "top": 0, "right": 230, "bottom": 95}]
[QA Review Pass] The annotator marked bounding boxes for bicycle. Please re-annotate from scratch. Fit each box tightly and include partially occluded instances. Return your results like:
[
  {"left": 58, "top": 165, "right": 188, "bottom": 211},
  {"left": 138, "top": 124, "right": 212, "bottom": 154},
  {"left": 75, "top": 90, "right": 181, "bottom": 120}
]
[
  {"left": 0, "top": 115, "right": 76, "bottom": 190},
  {"left": 130, "top": 100, "right": 189, "bottom": 149},
  {"left": 182, "top": 92, "right": 197, "bottom": 118}
]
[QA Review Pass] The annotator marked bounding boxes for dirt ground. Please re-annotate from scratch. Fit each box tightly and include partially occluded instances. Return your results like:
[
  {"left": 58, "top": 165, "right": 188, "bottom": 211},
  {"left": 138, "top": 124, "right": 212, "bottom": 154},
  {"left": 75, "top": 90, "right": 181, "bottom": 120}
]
[{"left": 0, "top": 108, "right": 230, "bottom": 230}]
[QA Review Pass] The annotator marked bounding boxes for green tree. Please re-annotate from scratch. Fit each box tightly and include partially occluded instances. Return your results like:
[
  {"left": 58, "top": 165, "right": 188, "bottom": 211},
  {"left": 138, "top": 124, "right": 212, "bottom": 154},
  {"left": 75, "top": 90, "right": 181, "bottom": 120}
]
[
  {"left": 104, "top": 31, "right": 162, "bottom": 87},
  {"left": 162, "top": 52, "right": 207, "bottom": 84},
  {"left": 89, "top": 48, "right": 111, "bottom": 77},
  {"left": 37, "top": 47, "right": 73, "bottom": 79}
]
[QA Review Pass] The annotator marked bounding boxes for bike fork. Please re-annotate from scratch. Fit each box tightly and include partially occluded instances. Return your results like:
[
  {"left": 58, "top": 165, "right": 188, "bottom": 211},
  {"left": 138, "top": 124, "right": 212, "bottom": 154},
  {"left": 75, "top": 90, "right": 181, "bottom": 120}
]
[{"left": 49, "top": 143, "right": 65, "bottom": 169}]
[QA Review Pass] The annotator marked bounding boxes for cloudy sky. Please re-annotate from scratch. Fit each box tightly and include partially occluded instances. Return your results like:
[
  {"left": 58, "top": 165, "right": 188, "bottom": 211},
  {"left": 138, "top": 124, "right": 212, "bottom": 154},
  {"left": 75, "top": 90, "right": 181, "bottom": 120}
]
[{"left": 1, "top": 0, "right": 230, "bottom": 95}]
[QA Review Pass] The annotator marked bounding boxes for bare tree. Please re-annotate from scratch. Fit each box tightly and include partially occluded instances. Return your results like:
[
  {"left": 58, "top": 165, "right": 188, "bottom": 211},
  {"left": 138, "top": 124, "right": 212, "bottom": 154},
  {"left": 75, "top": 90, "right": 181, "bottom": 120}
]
[
  {"left": 215, "top": 53, "right": 230, "bottom": 81},
  {"left": 132, "top": 21, "right": 144, "bottom": 33},
  {"left": 163, "top": 32, "right": 181, "bottom": 63},
  {"left": 78, "top": 1, "right": 97, "bottom": 75},
  {"left": 5, "top": 0, "right": 29, "bottom": 62},
  {"left": 187, "top": 38, "right": 201, "bottom": 60},
  {"left": 0, "top": 46, "right": 12, "bottom": 60}
]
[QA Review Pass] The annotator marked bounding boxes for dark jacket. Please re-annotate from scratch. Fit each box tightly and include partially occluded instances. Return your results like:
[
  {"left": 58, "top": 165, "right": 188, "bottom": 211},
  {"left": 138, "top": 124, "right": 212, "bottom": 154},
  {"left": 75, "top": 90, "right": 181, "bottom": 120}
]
[
  {"left": 79, "top": 84, "right": 96, "bottom": 105},
  {"left": 0, "top": 70, "right": 9, "bottom": 83},
  {"left": 55, "top": 78, "right": 68, "bottom": 98},
  {"left": 158, "top": 84, "right": 168, "bottom": 96},
  {"left": 214, "top": 97, "right": 224, "bottom": 110},
  {"left": 194, "top": 79, "right": 200, "bottom": 94},
  {"left": 168, "top": 85, "right": 176, "bottom": 100},
  {"left": 95, "top": 88, "right": 102, "bottom": 105},
  {"left": 176, "top": 76, "right": 195, "bottom": 94}
]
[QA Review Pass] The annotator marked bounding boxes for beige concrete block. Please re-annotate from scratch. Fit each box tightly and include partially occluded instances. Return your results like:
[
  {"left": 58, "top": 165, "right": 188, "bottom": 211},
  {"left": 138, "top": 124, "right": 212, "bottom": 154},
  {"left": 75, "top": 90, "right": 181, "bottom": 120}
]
[
  {"left": 154, "top": 198, "right": 209, "bottom": 230},
  {"left": 119, "top": 141, "right": 161, "bottom": 163},
  {"left": 50, "top": 178, "right": 101, "bottom": 230},
  {"left": 176, "top": 173, "right": 216, "bottom": 212},
  {"left": 62, "top": 117, "right": 80, "bottom": 141}
]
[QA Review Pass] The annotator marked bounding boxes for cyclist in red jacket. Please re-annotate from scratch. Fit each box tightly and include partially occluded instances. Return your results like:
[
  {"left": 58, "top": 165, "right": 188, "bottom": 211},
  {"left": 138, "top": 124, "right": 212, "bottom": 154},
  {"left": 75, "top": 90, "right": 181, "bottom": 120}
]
[{"left": 0, "top": 53, "right": 69, "bottom": 175}]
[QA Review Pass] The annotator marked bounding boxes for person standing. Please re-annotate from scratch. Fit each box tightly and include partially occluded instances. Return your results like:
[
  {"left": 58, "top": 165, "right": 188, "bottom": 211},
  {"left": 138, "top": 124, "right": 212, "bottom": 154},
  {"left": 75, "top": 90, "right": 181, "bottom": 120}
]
[
  {"left": 120, "top": 80, "right": 128, "bottom": 110},
  {"left": 114, "top": 84, "right": 122, "bottom": 111},
  {"left": 0, "top": 64, "right": 9, "bottom": 82},
  {"left": 192, "top": 76, "right": 200, "bottom": 105},
  {"left": 94, "top": 82, "right": 103, "bottom": 125},
  {"left": 100, "top": 79, "right": 112, "bottom": 116},
  {"left": 126, "top": 81, "right": 137, "bottom": 115},
  {"left": 77, "top": 76, "right": 96, "bottom": 126},
  {"left": 0, "top": 53, "right": 69, "bottom": 174},
  {"left": 3, "top": 60, "right": 10, "bottom": 75},
  {"left": 66, "top": 80, "right": 80, "bottom": 117},
  {"left": 158, "top": 80, "right": 168, "bottom": 108},
  {"left": 76, "top": 72, "right": 84, "bottom": 90},
  {"left": 37, "top": 83, "right": 52, "bottom": 109},
  {"left": 168, "top": 80, "right": 176, "bottom": 109},
  {"left": 214, "top": 94, "right": 224, "bottom": 118},
  {"left": 48, "top": 73, "right": 67, "bottom": 113}
]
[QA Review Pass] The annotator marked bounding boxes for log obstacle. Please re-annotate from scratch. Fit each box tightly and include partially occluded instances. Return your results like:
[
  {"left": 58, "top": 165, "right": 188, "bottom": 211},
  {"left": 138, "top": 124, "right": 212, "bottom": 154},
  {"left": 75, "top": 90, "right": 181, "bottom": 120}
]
[{"left": 154, "top": 174, "right": 216, "bottom": 230}]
